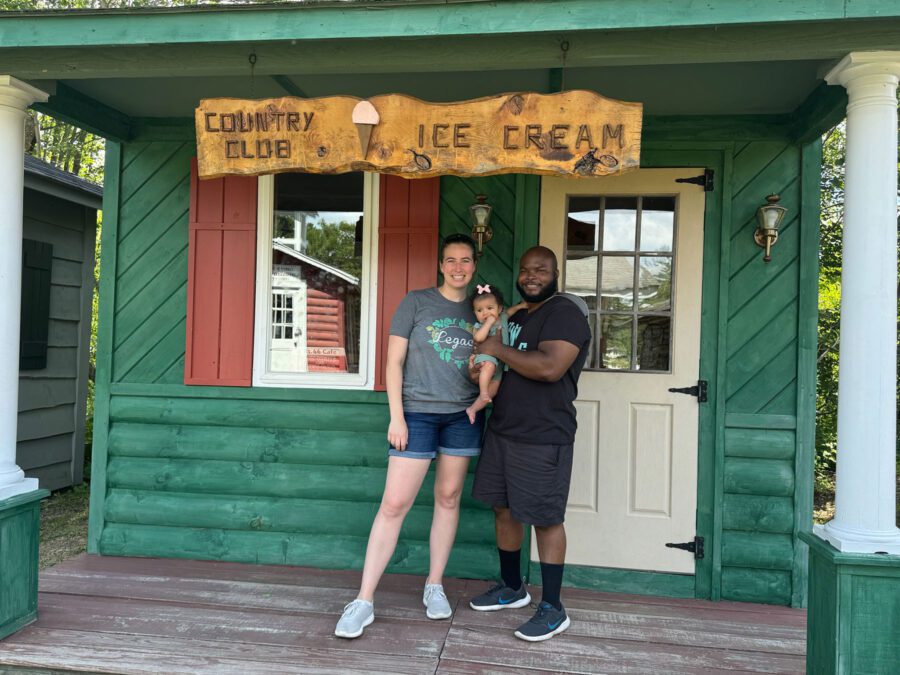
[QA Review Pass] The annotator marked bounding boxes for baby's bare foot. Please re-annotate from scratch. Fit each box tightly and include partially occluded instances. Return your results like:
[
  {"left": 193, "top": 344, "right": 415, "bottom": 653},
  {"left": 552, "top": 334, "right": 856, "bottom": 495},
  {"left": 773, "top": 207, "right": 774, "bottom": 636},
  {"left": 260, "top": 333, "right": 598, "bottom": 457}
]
[{"left": 466, "top": 396, "right": 492, "bottom": 424}]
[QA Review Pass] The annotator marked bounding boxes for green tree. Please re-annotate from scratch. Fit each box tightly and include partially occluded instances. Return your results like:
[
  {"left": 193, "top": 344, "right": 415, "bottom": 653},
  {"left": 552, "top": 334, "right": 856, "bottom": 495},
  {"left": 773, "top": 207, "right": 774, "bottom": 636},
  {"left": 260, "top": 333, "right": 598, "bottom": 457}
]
[
  {"left": 28, "top": 112, "right": 105, "bottom": 184},
  {"left": 816, "top": 124, "right": 845, "bottom": 480},
  {"left": 817, "top": 103, "right": 900, "bottom": 517},
  {"left": 306, "top": 220, "right": 362, "bottom": 279}
]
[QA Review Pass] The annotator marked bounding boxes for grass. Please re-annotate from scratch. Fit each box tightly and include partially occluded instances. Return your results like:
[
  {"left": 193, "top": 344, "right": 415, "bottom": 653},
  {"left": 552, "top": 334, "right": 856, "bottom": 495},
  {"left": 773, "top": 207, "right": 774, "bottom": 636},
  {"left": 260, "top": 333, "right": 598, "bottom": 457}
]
[
  {"left": 813, "top": 469, "right": 900, "bottom": 527},
  {"left": 813, "top": 471, "right": 836, "bottom": 525},
  {"left": 39, "top": 483, "right": 90, "bottom": 570}
]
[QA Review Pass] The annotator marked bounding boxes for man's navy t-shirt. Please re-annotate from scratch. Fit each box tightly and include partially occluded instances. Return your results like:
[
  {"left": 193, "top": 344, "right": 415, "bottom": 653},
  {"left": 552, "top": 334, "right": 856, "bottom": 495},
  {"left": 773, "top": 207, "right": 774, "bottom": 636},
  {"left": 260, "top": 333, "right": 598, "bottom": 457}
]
[{"left": 488, "top": 296, "right": 591, "bottom": 444}]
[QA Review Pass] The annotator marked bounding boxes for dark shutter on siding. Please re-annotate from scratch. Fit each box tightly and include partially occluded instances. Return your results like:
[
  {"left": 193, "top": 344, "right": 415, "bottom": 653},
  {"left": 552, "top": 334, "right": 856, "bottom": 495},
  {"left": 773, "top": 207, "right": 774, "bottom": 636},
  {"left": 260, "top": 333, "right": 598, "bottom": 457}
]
[
  {"left": 185, "top": 158, "right": 258, "bottom": 386},
  {"left": 20, "top": 239, "right": 53, "bottom": 371},
  {"left": 374, "top": 175, "right": 440, "bottom": 391}
]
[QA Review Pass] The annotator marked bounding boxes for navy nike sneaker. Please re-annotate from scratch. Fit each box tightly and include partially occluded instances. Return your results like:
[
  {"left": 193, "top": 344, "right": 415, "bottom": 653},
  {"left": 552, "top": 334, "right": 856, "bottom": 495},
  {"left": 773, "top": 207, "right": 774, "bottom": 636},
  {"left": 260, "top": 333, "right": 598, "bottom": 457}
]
[
  {"left": 513, "top": 601, "right": 571, "bottom": 641},
  {"left": 469, "top": 581, "right": 531, "bottom": 611}
]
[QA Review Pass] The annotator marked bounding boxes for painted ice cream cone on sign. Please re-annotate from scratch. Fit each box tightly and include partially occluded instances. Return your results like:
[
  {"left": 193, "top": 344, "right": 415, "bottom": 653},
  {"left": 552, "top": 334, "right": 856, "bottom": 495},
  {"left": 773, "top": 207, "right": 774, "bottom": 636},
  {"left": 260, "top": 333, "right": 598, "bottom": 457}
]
[{"left": 352, "top": 101, "right": 380, "bottom": 158}]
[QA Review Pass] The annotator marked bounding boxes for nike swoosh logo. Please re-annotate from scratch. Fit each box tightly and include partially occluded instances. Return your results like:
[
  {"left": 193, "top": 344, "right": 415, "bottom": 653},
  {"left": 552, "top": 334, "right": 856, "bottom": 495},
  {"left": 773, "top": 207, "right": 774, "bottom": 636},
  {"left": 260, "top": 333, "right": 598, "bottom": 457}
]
[
  {"left": 546, "top": 618, "right": 563, "bottom": 630},
  {"left": 498, "top": 597, "right": 516, "bottom": 604}
]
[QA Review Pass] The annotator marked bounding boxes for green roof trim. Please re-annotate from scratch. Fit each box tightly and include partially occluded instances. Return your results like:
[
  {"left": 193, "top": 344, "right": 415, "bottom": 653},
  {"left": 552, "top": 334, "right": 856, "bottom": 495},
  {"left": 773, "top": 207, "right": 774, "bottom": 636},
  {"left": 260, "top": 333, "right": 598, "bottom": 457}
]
[{"left": 0, "top": 0, "right": 896, "bottom": 48}]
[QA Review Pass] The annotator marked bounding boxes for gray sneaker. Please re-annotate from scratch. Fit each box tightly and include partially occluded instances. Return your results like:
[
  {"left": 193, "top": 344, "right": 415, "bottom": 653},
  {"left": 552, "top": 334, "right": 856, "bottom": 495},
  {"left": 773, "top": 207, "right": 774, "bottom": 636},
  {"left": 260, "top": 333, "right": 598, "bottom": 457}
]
[
  {"left": 334, "top": 599, "right": 374, "bottom": 638},
  {"left": 469, "top": 581, "right": 531, "bottom": 611},
  {"left": 423, "top": 583, "right": 452, "bottom": 619}
]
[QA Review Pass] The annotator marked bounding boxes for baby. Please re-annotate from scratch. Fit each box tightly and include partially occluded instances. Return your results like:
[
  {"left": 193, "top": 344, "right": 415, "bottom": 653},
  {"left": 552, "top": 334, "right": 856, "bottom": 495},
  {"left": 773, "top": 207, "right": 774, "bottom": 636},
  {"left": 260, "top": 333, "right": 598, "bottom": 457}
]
[{"left": 465, "top": 284, "right": 527, "bottom": 424}]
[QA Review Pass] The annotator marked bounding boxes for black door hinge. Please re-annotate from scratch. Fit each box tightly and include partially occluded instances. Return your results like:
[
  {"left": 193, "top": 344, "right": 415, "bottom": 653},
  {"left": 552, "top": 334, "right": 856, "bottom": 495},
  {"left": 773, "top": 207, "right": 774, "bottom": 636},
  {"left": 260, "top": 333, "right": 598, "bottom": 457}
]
[
  {"left": 668, "top": 379, "right": 708, "bottom": 403},
  {"left": 666, "top": 536, "right": 705, "bottom": 559},
  {"left": 675, "top": 168, "right": 714, "bottom": 192}
]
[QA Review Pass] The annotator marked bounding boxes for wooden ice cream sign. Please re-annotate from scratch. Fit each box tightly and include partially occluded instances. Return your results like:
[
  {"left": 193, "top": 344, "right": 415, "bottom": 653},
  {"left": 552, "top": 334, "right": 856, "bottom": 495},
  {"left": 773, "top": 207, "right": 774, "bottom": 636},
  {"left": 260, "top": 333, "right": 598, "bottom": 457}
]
[{"left": 195, "top": 91, "right": 642, "bottom": 179}]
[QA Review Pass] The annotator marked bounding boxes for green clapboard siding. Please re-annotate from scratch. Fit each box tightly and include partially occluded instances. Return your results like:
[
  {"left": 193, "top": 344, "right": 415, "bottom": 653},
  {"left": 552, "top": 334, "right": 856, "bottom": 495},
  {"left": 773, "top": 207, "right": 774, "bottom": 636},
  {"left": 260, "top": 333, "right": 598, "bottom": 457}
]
[
  {"left": 101, "top": 396, "right": 498, "bottom": 577},
  {"left": 719, "top": 141, "right": 808, "bottom": 606},
  {"left": 720, "top": 567, "right": 792, "bottom": 605},
  {"left": 112, "top": 140, "right": 192, "bottom": 385},
  {"left": 99, "top": 523, "right": 496, "bottom": 577}
]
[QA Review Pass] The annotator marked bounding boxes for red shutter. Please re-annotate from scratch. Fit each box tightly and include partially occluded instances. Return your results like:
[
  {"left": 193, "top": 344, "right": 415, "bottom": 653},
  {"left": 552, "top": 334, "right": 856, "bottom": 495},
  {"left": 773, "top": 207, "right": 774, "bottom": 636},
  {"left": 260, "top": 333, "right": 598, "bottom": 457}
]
[
  {"left": 185, "top": 158, "right": 257, "bottom": 386},
  {"left": 375, "top": 175, "right": 440, "bottom": 390}
]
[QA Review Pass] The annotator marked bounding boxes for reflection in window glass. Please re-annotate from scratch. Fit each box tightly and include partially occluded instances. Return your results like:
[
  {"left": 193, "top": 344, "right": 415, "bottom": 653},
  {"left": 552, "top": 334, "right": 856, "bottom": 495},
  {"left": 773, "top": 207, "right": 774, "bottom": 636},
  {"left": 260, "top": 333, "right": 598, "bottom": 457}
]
[
  {"left": 638, "top": 256, "right": 672, "bottom": 311},
  {"left": 586, "top": 313, "right": 598, "bottom": 369},
  {"left": 600, "top": 314, "right": 632, "bottom": 370},
  {"left": 270, "top": 173, "right": 364, "bottom": 374},
  {"left": 640, "top": 197, "right": 675, "bottom": 252},
  {"left": 567, "top": 197, "right": 600, "bottom": 251},
  {"left": 565, "top": 255, "right": 598, "bottom": 310},
  {"left": 637, "top": 316, "right": 671, "bottom": 371},
  {"left": 602, "top": 197, "right": 638, "bottom": 251},
  {"left": 600, "top": 256, "right": 634, "bottom": 311}
]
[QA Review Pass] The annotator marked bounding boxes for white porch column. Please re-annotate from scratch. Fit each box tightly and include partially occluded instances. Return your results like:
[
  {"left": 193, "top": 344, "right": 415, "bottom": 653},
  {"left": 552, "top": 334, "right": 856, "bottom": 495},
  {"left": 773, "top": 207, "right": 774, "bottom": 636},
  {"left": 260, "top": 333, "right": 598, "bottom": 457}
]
[
  {"left": 0, "top": 76, "right": 48, "bottom": 501},
  {"left": 815, "top": 52, "right": 900, "bottom": 554}
]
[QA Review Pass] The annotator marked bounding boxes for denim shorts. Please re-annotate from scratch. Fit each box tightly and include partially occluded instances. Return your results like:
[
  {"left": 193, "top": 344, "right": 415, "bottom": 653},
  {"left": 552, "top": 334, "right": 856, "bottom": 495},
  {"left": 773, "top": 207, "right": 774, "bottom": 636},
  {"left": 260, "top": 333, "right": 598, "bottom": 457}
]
[{"left": 388, "top": 409, "right": 484, "bottom": 460}]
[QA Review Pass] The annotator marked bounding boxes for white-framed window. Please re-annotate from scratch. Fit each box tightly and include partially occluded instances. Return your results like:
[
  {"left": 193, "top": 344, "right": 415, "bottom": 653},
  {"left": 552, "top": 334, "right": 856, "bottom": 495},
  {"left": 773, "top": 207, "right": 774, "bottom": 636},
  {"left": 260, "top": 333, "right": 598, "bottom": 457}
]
[{"left": 253, "top": 172, "right": 379, "bottom": 388}]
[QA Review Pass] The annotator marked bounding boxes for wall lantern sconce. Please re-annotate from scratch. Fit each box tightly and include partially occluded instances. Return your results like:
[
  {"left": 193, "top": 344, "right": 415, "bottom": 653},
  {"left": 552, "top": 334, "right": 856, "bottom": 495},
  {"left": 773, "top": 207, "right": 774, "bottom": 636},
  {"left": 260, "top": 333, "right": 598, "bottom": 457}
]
[
  {"left": 469, "top": 194, "right": 494, "bottom": 258},
  {"left": 754, "top": 194, "right": 787, "bottom": 263}
]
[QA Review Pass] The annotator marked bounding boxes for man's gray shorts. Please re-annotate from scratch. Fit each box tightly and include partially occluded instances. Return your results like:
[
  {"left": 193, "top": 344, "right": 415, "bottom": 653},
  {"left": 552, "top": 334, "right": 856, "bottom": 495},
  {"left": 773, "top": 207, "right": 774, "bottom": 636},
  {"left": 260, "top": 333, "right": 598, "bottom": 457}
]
[{"left": 472, "top": 427, "right": 574, "bottom": 526}]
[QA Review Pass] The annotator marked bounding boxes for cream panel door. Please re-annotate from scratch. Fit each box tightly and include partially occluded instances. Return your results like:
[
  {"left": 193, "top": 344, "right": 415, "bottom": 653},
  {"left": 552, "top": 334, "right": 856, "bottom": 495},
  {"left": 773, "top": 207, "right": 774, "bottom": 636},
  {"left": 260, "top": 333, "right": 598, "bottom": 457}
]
[{"left": 539, "top": 169, "right": 705, "bottom": 574}]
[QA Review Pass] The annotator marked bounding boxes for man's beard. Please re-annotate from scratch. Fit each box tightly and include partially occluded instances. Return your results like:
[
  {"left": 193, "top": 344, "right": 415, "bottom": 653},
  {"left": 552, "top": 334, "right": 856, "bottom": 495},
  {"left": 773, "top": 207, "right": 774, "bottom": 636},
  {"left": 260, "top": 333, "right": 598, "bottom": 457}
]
[{"left": 517, "top": 277, "right": 558, "bottom": 304}]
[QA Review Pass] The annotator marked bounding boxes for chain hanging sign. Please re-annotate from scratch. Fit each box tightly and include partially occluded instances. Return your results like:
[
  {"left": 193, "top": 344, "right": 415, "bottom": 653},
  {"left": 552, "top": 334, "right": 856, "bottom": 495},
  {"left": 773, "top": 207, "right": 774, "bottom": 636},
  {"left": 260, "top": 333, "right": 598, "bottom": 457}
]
[{"left": 195, "top": 91, "right": 642, "bottom": 180}]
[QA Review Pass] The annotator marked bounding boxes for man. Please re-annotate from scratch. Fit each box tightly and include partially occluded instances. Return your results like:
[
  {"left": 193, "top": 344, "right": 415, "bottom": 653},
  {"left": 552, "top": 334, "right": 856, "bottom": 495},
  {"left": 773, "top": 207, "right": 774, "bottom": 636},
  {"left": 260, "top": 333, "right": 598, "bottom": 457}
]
[{"left": 470, "top": 245, "right": 591, "bottom": 642}]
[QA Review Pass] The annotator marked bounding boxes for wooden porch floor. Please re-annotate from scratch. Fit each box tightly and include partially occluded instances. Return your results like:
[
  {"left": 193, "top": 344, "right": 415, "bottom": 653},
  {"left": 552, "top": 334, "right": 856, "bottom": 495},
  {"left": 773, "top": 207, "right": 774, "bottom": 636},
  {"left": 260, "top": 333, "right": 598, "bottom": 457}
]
[{"left": 0, "top": 554, "right": 806, "bottom": 674}]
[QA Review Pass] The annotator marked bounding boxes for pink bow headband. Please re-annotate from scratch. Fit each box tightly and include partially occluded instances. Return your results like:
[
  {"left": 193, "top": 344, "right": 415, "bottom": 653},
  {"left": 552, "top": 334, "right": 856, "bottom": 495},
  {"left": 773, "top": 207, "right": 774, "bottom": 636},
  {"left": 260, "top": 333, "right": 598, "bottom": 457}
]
[{"left": 476, "top": 284, "right": 492, "bottom": 294}]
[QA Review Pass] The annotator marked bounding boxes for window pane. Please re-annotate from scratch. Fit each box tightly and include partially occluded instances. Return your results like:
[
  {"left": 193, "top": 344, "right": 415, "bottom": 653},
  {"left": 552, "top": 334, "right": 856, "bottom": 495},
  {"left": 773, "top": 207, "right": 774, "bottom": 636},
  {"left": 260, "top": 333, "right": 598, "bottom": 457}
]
[
  {"left": 600, "top": 314, "right": 632, "bottom": 370},
  {"left": 565, "top": 254, "right": 597, "bottom": 310},
  {"left": 602, "top": 197, "right": 638, "bottom": 251},
  {"left": 587, "top": 311, "right": 598, "bottom": 369},
  {"left": 637, "top": 316, "right": 671, "bottom": 371},
  {"left": 638, "top": 256, "right": 672, "bottom": 311},
  {"left": 600, "top": 256, "right": 634, "bottom": 311},
  {"left": 271, "top": 173, "right": 364, "bottom": 374},
  {"left": 567, "top": 196, "right": 600, "bottom": 252},
  {"left": 640, "top": 197, "right": 675, "bottom": 252}
]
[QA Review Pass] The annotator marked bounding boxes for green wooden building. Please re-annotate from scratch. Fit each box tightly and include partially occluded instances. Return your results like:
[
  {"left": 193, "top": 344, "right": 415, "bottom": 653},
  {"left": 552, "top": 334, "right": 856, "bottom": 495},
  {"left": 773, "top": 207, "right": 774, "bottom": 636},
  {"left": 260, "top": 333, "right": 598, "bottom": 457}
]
[{"left": 1, "top": 3, "right": 898, "bottom": 671}]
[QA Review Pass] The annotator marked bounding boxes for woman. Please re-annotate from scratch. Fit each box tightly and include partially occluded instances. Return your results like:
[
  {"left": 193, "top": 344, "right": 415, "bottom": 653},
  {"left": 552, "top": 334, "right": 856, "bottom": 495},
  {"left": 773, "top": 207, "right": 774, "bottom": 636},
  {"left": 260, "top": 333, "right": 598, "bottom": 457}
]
[{"left": 335, "top": 233, "right": 483, "bottom": 638}]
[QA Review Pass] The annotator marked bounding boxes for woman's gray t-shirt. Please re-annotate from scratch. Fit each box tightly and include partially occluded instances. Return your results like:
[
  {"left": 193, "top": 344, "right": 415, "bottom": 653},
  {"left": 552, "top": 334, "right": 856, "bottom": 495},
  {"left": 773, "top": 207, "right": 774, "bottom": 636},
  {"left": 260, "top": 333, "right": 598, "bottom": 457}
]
[{"left": 389, "top": 287, "right": 479, "bottom": 413}]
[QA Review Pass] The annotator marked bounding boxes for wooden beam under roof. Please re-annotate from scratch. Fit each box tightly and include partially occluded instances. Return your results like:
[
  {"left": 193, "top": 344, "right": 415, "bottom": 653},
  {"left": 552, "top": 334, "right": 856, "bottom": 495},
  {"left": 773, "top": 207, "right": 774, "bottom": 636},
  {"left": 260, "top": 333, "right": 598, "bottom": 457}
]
[
  {"left": 31, "top": 82, "right": 133, "bottom": 142},
  {"left": 2, "top": 20, "right": 899, "bottom": 82}
]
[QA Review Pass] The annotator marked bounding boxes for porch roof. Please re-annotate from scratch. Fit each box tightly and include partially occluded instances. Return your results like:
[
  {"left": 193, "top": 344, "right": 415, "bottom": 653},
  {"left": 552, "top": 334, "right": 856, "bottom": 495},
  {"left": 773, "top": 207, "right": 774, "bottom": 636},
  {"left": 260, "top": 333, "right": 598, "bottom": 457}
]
[{"left": 2, "top": 1, "right": 896, "bottom": 141}]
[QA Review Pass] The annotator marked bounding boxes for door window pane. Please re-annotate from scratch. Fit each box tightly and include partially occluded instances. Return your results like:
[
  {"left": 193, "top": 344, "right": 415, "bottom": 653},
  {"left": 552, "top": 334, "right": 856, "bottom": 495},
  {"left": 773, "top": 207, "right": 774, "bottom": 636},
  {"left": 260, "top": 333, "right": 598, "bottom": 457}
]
[
  {"left": 565, "top": 254, "right": 598, "bottom": 310},
  {"left": 600, "top": 314, "right": 632, "bottom": 370},
  {"left": 637, "top": 316, "right": 671, "bottom": 371},
  {"left": 602, "top": 197, "right": 638, "bottom": 251},
  {"left": 640, "top": 197, "right": 675, "bottom": 252},
  {"left": 638, "top": 256, "right": 672, "bottom": 311},
  {"left": 269, "top": 173, "right": 364, "bottom": 374},
  {"left": 600, "top": 256, "right": 634, "bottom": 311},
  {"left": 567, "top": 197, "right": 600, "bottom": 252}
]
